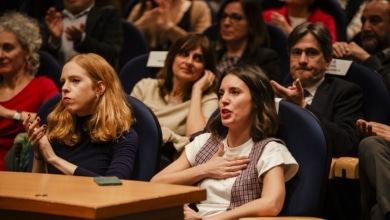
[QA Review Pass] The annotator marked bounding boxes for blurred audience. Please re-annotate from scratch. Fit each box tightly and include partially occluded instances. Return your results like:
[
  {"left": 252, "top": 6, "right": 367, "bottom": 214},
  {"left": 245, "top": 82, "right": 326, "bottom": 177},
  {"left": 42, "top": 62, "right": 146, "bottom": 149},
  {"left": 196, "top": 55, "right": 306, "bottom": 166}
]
[
  {"left": 333, "top": 0, "right": 390, "bottom": 92},
  {"left": 127, "top": 0, "right": 211, "bottom": 50},
  {"left": 0, "top": 11, "right": 59, "bottom": 171},
  {"left": 216, "top": 0, "right": 280, "bottom": 82},
  {"left": 262, "top": 0, "right": 337, "bottom": 43},
  {"left": 40, "top": 0, "right": 123, "bottom": 70}
]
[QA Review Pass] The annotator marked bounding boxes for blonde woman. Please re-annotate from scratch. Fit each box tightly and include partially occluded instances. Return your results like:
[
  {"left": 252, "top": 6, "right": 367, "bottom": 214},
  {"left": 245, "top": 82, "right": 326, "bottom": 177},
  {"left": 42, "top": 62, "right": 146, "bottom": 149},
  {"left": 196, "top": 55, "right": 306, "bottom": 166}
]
[{"left": 25, "top": 53, "right": 138, "bottom": 179}]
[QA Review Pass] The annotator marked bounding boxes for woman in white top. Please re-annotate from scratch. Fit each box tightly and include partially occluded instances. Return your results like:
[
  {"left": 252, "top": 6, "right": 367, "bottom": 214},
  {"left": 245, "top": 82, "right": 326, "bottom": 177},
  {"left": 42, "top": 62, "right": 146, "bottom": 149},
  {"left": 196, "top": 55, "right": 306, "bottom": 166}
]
[{"left": 151, "top": 65, "right": 298, "bottom": 219}]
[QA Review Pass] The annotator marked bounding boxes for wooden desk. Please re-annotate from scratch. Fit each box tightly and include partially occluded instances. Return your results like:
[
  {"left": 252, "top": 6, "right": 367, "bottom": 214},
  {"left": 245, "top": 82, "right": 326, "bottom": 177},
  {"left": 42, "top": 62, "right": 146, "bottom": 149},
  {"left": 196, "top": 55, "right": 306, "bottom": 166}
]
[{"left": 0, "top": 171, "right": 206, "bottom": 220}]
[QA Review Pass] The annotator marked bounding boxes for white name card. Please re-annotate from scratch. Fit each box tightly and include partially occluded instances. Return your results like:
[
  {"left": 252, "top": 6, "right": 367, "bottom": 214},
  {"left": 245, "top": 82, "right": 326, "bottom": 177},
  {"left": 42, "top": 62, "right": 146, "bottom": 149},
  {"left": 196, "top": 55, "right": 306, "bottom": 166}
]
[
  {"left": 146, "top": 51, "right": 168, "bottom": 67},
  {"left": 326, "top": 59, "right": 353, "bottom": 76}
]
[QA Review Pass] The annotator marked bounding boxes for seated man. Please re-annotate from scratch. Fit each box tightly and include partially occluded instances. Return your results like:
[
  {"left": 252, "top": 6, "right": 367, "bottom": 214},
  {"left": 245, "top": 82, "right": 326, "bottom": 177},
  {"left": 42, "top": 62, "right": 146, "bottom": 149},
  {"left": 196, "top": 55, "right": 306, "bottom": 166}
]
[
  {"left": 270, "top": 22, "right": 363, "bottom": 158},
  {"left": 332, "top": 0, "right": 390, "bottom": 92},
  {"left": 356, "top": 119, "right": 390, "bottom": 220},
  {"left": 40, "top": 0, "right": 123, "bottom": 70},
  {"left": 271, "top": 22, "right": 364, "bottom": 219}
]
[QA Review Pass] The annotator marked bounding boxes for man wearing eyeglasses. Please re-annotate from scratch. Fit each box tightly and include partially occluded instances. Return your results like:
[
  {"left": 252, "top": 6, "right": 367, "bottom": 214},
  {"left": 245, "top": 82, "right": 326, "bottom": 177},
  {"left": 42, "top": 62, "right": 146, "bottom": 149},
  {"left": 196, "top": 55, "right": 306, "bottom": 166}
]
[
  {"left": 270, "top": 22, "right": 363, "bottom": 158},
  {"left": 333, "top": 0, "right": 390, "bottom": 92},
  {"left": 270, "top": 22, "right": 364, "bottom": 219}
]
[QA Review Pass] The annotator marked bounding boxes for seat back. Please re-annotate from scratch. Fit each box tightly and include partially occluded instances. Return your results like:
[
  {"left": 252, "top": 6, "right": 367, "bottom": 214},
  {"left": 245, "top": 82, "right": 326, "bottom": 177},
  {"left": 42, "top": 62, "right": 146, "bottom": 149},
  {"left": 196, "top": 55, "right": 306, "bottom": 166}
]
[
  {"left": 339, "top": 62, "right": 390, "bottom": 124},
  {"left": 119, "top": 19, "right": 149, "bottom": 71},
  {"left": 128, "top": 95, "right": 162, "bottom": 181},
  {"left": 319, "top": 0, "right": 347, "bottom": 41},
  {"left": 28, "top": 93, "right": 162, "bottom": 181},
  {"left": 277, "top": 100, "right": 331, "bottom": 217},
  {"left": 266, "top": 23, "right": 289, "bottom": 82},
  {"left": 37, "top": 50, "right": 62, "bottom": 90},
  {"left": 118, "top": 53, "right": 160, "bottom": 94},
  {"left": 204, "top": 100, "right": 331, "bottom": 217},
  {"left": 202, "top": 23, "right": 289, "bottom": 82}
]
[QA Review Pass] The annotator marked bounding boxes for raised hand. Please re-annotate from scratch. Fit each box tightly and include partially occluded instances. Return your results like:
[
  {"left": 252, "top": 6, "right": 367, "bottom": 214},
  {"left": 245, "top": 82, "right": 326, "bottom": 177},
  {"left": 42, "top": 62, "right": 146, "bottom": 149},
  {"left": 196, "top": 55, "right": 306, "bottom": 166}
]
[
  {"left": 156, "top": 0, "right": 174, "bottom": 30},
  {"left": 23, "top": 115, "right": 46, "bottom": 159},
  {"left": 192, "top": 70, "right": 216, "bottom": 93},
  {"left": 132, "top": 1, "right": 160, "bottom": 31},
  {"left": 45, "top": 7, "right": 63, "bottom": 41},
  {"left": 356, "top": 119, "right": 390, "bottom": 142},
  {"left": 332, "top": 42, "right": 370, "bottom": 62},
  {"left": 270, "top": 12, "right": 292, "bottom": 35},
  {"left": 270, "top": 78, "right": 307, "bottom": 107},
  {"left": 65, "top": 23, "right": 85, "bottom": 43}
]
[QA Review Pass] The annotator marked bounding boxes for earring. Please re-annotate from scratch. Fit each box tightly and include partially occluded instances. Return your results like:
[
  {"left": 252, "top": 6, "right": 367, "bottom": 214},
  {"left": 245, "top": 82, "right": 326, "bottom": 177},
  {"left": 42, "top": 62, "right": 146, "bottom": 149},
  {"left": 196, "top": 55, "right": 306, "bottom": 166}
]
[{"left": 24, "top": 63, "right": 30, "bottom": 71}]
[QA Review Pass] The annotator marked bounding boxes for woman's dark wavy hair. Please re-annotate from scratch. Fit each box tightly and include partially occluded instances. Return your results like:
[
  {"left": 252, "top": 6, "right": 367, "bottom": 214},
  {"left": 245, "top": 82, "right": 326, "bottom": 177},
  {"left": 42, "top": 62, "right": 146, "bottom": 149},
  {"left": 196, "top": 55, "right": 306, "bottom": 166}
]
[
  {"left": 157, "top": 33, "right": 218, "bottom": 102},
  {"left": 216, "top": 0, "right": 270, "bottom": 52},
  {"left": 208, "top": 65, "right": 279, "bottom": 142}
]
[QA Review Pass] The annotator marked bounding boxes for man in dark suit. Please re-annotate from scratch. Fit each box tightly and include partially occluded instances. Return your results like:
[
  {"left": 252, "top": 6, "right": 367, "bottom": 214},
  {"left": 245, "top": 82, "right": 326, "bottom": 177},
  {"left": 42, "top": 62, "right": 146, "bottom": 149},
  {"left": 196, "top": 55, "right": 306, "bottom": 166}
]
[
  {"left": 270, "top": 22, "right": 363, "bottom": 158},
  {"left": 271, "top": 22, "right": 364, "bottom": 219},
  {"left": 40, "top": 0, "right": 123, "bottom": 70}
]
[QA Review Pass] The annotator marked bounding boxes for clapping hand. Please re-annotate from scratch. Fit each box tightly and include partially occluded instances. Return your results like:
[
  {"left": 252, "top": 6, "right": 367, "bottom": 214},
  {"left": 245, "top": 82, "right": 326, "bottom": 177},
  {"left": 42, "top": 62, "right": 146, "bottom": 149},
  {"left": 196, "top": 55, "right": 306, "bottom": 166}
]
[
  {"left": 270, "top": 12, "right": 292, "bottom": 34},
  {"left": 45, "top": 7, "right": 63, "bottom": 41},
  {"left": 356, "top": 119, "right": 390, "bottom": 142},
  {"left": 270, "top": 78, "right": 307, "bottom": 107},
  {"left": 65, "top": 23, "right": 85, "bottom": 43},
  {"left": 156, "top": 0, "right": 174, "bottom": 30},
  {"left": 23, "top": 115, "right": 47, "bottom": 159}
]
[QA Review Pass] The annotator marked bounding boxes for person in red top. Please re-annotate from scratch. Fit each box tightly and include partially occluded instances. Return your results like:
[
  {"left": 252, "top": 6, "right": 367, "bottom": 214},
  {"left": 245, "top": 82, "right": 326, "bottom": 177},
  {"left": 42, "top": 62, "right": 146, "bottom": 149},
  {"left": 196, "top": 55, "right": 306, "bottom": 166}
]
[
  {"left": 0, "top": 12, "right": 59, "bottom": 171},
  {"left": 262, "top": 0, "right": 337, "bottom": 43}
]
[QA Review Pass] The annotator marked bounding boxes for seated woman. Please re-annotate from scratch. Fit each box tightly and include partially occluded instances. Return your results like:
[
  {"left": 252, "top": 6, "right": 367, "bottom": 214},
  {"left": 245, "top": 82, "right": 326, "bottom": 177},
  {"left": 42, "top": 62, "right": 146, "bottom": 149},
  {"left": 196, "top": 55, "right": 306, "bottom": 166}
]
[
  {"left": 131, "top": 33, "right": 218, "bottom": 167},
  {"left": 127, "top": 0, "right": 212, "bottom": 50},
  {"left": 25, "top": 53, "right": 138, "bottom": 179},
  {"left": 262, "top": 0, "right": 337, "bottom": 43},
  {"left": 216, "top": 0, "right": 281, "bottom": 82},
  {"left": 0, "top": 11, "right": 59, "bottom": 171},
  {"left": 151, "top": 65, "right": 298, "bottom": 219}
]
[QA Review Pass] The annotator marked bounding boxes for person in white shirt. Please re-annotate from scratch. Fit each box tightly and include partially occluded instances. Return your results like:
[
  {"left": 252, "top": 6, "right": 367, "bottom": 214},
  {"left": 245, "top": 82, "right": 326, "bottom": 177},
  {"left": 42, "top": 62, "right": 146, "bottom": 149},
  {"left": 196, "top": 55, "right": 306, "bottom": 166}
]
[{"left": 151, "top": 65, "right": 298, "bottom": 219}]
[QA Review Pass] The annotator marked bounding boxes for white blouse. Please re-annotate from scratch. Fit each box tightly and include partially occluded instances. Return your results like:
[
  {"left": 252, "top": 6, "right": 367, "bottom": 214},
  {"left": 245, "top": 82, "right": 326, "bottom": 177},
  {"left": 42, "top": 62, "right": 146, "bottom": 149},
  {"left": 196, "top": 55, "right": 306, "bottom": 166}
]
[{"left": 185, "top": 133, "right": 299, "bottom": 217}]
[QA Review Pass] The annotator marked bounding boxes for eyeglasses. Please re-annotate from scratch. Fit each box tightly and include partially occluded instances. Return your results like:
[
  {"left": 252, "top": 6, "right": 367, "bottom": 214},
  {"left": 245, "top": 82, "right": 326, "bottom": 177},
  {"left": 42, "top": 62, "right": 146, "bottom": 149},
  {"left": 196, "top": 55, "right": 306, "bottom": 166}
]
[
  {"left": 290, "top": 48, "right": 321, "bottom": 59},
  {"left": 219, "top": 13, "right": 245, "bottom": 22}
]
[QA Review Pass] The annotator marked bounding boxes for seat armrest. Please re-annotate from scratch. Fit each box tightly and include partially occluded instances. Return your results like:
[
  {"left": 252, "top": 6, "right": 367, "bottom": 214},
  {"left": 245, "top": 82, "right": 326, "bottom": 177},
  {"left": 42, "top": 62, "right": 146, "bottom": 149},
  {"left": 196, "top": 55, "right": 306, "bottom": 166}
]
[
  {"left": 328, "top": 158, "right": 337, "bottom": 179},
  {"left": 334, "top": 157, "right": 359, "bottom": 179}
]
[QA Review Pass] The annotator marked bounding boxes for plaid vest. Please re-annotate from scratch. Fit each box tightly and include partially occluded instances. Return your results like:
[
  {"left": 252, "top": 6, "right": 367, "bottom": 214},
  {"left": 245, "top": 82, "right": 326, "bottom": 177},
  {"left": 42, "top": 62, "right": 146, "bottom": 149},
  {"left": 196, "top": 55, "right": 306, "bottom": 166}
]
[{"left": 194, "top": 137, "right": 284, "bottom": 210}]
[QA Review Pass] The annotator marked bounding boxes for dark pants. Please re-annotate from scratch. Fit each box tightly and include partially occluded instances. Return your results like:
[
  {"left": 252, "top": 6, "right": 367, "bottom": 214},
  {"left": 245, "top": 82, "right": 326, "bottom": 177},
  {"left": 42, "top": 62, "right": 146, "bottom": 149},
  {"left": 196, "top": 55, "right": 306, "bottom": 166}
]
[{"left": 359, "top": 136, "right": 390, "bottom": 220}]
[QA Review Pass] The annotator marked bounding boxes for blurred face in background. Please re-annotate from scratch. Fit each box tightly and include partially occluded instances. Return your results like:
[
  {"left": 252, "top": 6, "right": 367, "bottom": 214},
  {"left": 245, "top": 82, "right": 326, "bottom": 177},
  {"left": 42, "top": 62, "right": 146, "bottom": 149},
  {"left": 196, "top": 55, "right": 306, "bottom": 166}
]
[
  {"left": 361, "top": 0, "right": 390, "bottom": 53},
  {"left": 0, "top": 31, "right": 28, "bottom": 77},
  {"left": 219, "top": 2, "right": 249, "bottom": 44}
]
